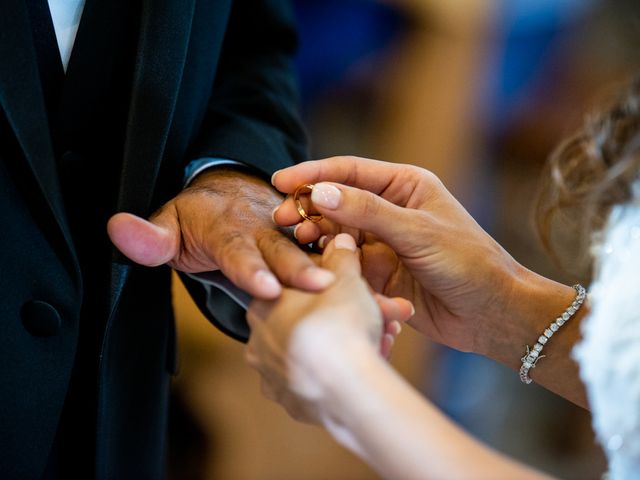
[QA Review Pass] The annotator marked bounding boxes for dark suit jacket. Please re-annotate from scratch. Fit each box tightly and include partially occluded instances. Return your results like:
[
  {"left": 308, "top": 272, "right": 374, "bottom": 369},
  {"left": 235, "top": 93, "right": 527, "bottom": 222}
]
[{"left": 0, "top": 0, "right": 306, "bottom": 478}]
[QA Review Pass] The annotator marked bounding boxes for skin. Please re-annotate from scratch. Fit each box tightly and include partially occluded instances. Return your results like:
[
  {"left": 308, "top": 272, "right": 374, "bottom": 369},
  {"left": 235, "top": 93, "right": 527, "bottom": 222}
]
[
  {"left": 272, "top": 156, "right": 589, "bottom": 408},
  {"left": 106, "top": 166, "right": 406, "bottom": 354},
  {"left": 105, "top": 160, "right": 584, "bottom": 478},
  {"left": 246, "top": 233, "right": 414, "bottom": 424},
  {"left": 107, "top": 167, "right": 337, "bottom": 299},
  {"left": 247, "top": 233, "right": 553, "bottom": 480}
]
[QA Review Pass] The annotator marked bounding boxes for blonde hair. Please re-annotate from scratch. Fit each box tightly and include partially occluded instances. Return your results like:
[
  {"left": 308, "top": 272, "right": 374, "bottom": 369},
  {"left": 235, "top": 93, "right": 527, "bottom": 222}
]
[{"left": 536, "top": 77, "right": 640, "bottom": 266}]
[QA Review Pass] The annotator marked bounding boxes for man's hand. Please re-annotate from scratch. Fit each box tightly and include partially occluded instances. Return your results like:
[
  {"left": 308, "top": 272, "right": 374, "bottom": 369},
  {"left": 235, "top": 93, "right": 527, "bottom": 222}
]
[{"left": 107, "top": 168, "right": 335, "bottom": 299}]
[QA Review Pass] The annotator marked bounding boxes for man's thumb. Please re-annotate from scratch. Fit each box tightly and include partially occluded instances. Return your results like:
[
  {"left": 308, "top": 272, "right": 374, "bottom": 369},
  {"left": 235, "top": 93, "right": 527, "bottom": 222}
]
[{"left": 107, "top": 211, "right": 179, "bottom": 267}]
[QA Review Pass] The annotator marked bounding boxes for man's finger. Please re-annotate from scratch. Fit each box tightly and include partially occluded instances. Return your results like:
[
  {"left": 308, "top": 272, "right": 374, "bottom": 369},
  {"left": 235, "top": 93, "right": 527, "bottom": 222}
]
[
  {"left": 273, "top": 195, "right": 332, "bottom": 242},
  {"left": 211, "top": 233, "right": 283, "bottom": 299},
  {"left": 272, "top": 195, "right": 304, "bottom": 226},
  {"left": 258, "top": 231, "right": 335, "bottom": 291},
  {"left": 107, "top": 211, "right": 180, "bottom": 267}
]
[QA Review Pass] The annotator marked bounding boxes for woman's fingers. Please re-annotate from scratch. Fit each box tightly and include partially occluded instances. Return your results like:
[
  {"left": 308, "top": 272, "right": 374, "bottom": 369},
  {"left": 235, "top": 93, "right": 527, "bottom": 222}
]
[
  {"left": 322, "top": 234, "right": 416, "bottom": 333},
  {"left": 273, "top": 181, "right": 424, "bottom": 252},
  {"left": 293, "top": 221, "right": 323, "bottom": 244},
  {"left": 320, "top": 233, "right": 361, "bottom": 277},
  {"left": 308, "top": 182, "right": 423, "bottom": 254},
  {"left": 374, "top": 294, "right": 414, "bottom": 359},
  {"left": 272, "top": 156, "right": 409, "bottom": 195},
  {"left": 380, "top": 333, "right": 395, "bottom": 360},
  {"left": 375, "top": 294, "right": 415, "bottom": 326}
]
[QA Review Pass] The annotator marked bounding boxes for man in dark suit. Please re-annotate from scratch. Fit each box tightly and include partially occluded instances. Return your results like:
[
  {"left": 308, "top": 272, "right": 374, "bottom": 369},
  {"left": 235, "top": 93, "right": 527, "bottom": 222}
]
[{"left": 0, "top": 0, "right": 327, "bottom": 478}]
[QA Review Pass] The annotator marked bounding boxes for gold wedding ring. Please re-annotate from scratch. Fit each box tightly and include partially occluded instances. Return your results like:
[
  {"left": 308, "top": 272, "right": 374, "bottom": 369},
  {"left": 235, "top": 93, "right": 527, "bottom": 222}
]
[{"left": 293, "top": 184, "right": 323, "bottom": 223}]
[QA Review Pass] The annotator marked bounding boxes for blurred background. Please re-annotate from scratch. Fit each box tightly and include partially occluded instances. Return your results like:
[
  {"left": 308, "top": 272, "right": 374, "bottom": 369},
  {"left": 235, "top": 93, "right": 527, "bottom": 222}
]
[{"left": 168, "top": 1, "right": 640, "bottom": 479}]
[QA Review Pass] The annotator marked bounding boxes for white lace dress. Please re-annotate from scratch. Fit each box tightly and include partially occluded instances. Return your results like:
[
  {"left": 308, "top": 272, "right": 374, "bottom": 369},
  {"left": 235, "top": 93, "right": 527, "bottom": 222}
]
[{"left": 573, "top": 186, "right": 640, "bottom": 480}]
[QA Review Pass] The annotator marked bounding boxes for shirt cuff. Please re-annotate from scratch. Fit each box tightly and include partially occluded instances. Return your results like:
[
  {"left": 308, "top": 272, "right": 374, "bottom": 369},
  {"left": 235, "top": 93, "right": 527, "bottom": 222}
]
[{"left": 183, "top": 157, "right": 247, "bottom": 187}]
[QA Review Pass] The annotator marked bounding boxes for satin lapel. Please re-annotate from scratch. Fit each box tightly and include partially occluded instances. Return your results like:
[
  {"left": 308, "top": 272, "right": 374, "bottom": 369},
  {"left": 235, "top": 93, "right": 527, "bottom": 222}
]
[
  {"left": 108, "top": 0, "right": 196, "bottom": 314},
  {"left": 117, "top": 0, "right": 197, "bottom": 217},
  {"left": 0, "top": 0, "right": 75, "bottom": 260}
]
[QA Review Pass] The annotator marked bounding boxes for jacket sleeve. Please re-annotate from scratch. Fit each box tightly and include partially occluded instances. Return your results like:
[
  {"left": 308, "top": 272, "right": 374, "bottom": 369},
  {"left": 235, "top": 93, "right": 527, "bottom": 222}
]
[
  {"left": 179, "top": 0, "right": 308, "bottom": 342},
  {"left": 187, "top": 0, "right": 307, "bottom": 179}
]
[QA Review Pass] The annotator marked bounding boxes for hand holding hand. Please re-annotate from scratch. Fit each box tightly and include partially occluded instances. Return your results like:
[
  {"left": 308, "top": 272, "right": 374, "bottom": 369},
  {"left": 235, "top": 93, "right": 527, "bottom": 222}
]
[{"left": 245, "top": 233, "right": 414, "bottom": 424}]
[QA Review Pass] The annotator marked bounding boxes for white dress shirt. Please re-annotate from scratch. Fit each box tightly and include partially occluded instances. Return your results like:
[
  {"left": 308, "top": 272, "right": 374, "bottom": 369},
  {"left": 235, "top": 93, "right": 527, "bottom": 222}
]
[
  {"left": 45, "top": 0, "right": 241, "bottom": 183},
  {"left": 48, "top": 0, "right": 86, "bottom": 71},
  {"left": 46, "top": 0, "right": 252, "bottom": 307}
]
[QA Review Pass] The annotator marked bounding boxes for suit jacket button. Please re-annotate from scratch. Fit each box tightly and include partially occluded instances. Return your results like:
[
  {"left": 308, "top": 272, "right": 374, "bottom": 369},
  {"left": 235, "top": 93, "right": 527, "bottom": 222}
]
[{"left": 21, "top": 301, "right": 62, "bottom": 337}]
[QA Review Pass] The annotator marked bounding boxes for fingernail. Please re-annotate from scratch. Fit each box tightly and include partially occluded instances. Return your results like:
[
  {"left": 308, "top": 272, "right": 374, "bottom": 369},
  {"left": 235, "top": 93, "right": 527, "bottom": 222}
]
[
  {"left": 333, "top": 233, "right": 356, "bottom": 252},
  {"left": 388, "top": 320, "right": 402, "bottom": 336},
  {"left": 410, "top": 303, "right": 416, "bottom": 317},
  {"left": 293, "top": 222, "right": 302, "bottom": 240},
  {"left": 304, "top": 266, "right": 335, "bottom": 288},
  {"left": 255, "top": 270, "right": 281, "bottom": 296},
  {"left": 271, "top": 206, "right": 279, "bottom": 224},
  {"left": 311, "top": 183, "right": 341, "bottom": 210},
  {"left": 271, "top": 170, "right": 282, "bottom": 186},
  {"left": 318, "top": 235, "right": 328, "bottom": 249}
]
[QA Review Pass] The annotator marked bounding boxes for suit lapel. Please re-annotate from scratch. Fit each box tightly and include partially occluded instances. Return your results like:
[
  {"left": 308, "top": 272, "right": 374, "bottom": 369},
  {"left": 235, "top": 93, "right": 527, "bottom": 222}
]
[
  {"left": 108, "top": 0, "right": 196, "bottom": 313},
  {"left": 117, "top": 0, "right": 197, "bottom": 217},
  {"left": 0, "top": 0, "right": 77, "bottom": 269}
]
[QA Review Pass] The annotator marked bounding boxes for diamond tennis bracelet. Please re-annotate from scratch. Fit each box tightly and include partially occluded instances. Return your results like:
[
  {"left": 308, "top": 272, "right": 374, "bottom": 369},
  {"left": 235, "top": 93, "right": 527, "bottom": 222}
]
[{"left": 519, "top": 284, "right": 587, "bottom": 384}]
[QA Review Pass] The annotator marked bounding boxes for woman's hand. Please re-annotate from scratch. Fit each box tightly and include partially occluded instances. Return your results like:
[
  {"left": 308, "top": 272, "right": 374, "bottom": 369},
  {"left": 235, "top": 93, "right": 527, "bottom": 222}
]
[
  {"left": 245, "top": 234, "right": 413, "bottom": 424},
  {"left": 271, "top": 156, "right": 577, "bottom": 363},
  {"left": 245, "top": 239, "right": 554, "bottom": 480}
]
